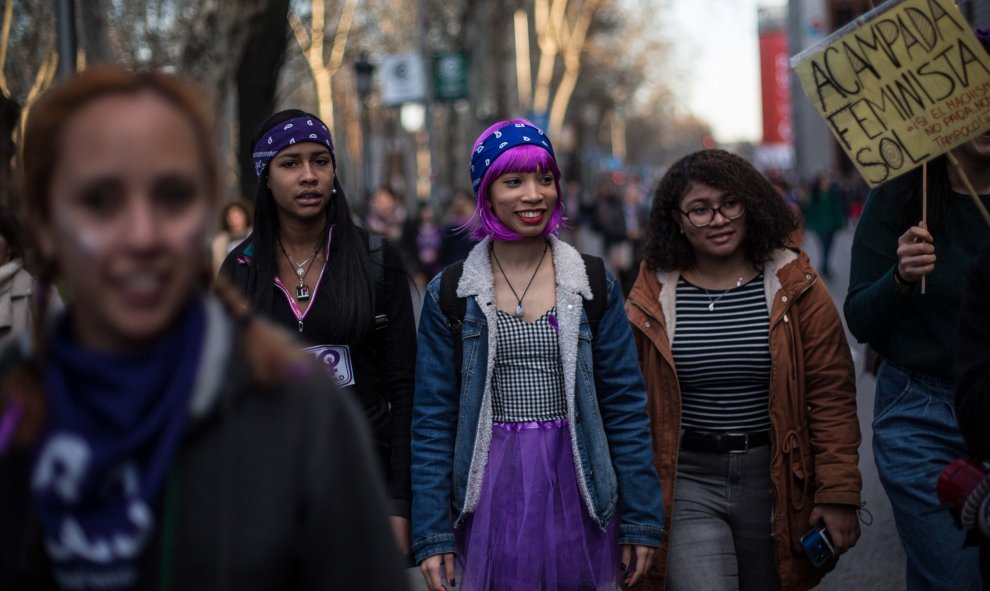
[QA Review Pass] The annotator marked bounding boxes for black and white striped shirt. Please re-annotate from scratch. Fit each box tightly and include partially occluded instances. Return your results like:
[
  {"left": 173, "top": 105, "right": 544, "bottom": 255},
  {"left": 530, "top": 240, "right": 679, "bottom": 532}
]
[{"left": 671, "top": 274, "right": 772, "bottom": 432}]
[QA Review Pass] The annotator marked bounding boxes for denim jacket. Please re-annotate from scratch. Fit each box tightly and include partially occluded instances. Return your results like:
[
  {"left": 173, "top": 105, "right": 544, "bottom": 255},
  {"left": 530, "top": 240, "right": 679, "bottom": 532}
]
[{"left": 411, "top": 236, "right": 665, "bottom": 562}]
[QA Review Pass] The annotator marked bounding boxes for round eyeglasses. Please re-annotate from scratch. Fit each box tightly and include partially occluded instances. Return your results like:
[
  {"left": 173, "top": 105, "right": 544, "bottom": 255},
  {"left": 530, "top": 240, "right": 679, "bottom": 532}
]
[{"left": 679, "top": 198, "right": 745, "bottom": 228}]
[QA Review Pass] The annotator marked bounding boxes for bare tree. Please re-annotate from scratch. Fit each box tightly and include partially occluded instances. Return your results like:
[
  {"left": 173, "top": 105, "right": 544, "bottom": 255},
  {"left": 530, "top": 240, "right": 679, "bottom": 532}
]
[
  {"left": 78, "top": 0, "right": 114, "bottom": 65},
  {"left": 0, "top": 0, "right": 57, "bottom": 206},
  {"left": 237, "top": 0, "right": 293, "bottom": 199},
  {"left": 288, "top": 0, "right": 358, "bottom": 133},
  {"left": 516, "top": 0, "right": 605, "bottom": 137},
  {"left": 179, "top": 0, "right": 277, "bottom": 108}
]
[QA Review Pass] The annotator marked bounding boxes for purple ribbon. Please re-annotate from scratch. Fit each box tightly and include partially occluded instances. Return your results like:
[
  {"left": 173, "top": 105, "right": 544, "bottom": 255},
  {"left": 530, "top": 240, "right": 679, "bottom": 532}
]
[{"left": 493, "top": 418, "right": 568, "bottom": 431}]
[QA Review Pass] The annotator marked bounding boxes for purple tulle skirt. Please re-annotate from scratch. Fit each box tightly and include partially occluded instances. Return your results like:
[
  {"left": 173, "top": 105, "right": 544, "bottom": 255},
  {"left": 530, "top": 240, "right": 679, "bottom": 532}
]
[{"left": 455, "top": 419, "right": 621, "bottom": 591}]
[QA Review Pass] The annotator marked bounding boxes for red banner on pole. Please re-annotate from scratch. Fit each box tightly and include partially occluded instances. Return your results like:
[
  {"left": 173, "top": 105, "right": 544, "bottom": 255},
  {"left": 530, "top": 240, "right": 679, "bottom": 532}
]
[{"left": 760, "top": 29, "right": 792, "bottom": 144}]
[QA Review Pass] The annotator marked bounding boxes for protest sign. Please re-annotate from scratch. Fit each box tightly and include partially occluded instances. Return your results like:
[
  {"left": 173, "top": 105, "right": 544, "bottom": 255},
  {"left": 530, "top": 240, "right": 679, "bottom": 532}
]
[{"left": 791, "top": 0, "right": 990, "bottom": 187}]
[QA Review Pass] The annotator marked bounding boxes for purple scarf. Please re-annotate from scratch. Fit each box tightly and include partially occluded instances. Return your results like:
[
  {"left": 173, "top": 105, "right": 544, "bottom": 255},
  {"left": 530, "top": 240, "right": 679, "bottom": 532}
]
[{"left": 31, "top": 299, "right": 205, "bottom": 590}]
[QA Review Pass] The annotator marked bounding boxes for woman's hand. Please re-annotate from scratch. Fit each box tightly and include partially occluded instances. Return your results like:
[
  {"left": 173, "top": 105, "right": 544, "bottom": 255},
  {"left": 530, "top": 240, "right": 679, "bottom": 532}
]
[
  {"left": 809, "top": 503, "right": 860, "bottom": 554},
  {"left": 620, "top": 544, "right": 656, "bottom": 587},
  {"left": 419, "top": 552, "right": 456, "bottom": 591},
  {"left": 896, "top": 223, "right": 935, "bottom": 283}
]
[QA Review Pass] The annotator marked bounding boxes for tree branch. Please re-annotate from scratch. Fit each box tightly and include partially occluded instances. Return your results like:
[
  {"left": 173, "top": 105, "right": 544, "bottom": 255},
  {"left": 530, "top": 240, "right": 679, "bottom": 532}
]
[
  {"left": 0, "top": 0, "right": 12, "bottom": 96},
  {"left": 288, "top": 10, "right": 311, "bottom": 52},
  {"left": 328, "top": 0, "right": 357, "bottom": 74},
  {"left": 310, "top": 0, "right": 325, "bottom": 62}
]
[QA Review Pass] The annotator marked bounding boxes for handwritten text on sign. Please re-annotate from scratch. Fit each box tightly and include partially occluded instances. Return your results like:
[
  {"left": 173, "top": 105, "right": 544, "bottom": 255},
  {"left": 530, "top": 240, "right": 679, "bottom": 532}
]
[{"left": 792, "top": 0, "right": 990, "bottom": 187}]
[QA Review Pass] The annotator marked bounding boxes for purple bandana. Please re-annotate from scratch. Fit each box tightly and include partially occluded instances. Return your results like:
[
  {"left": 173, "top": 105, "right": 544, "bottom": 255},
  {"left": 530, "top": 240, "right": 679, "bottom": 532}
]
[{"left": 252, "top": 116, "right": 334, "bottom": 179}]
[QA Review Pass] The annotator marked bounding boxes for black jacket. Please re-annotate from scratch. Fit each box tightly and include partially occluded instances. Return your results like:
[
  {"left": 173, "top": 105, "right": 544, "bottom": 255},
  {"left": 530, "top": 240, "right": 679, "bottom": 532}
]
[
  {"left": 0, "top": 299, "right": 409, "bottom": 590},
  {"left": 956, "top": 242, "right": 990, "bottom": 459},
  {"left": 220, "top": 231, "right": 415, "bottom": 518}
]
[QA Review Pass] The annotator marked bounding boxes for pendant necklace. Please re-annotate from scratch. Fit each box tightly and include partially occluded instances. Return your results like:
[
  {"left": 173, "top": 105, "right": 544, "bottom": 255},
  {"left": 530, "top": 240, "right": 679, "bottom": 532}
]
[
  {"left": 278, "top": 237, "right": 322, "bottom": 301},
  {"left": 703, "top": 276, "right": 744, "bottom": 312},
  {"left": 492, "top": 241, "right": 549, "bottom": 318}
]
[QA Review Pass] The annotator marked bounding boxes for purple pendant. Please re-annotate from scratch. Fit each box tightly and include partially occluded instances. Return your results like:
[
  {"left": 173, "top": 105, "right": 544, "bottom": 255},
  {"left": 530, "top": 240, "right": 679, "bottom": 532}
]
[{"left": 296, "top": 285, "right": 310, "bottom": 300}]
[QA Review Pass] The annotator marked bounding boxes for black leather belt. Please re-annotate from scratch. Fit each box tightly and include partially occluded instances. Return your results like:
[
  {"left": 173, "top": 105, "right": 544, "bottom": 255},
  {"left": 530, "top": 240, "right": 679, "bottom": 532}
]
[{"left": 680, "top": 430, "right": 771, "bottom": 454}]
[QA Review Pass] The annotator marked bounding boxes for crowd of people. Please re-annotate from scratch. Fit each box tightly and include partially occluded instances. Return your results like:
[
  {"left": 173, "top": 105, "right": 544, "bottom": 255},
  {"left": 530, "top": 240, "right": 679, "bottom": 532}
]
[{"left": 0, "top": 30, "right": 989, "bottom": 591}]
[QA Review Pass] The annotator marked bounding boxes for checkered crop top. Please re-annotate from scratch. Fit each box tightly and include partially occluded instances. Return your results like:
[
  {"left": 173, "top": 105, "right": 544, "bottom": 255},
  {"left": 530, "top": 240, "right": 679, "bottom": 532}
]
[{"left": 491, "top": 307, "right": 567, "bottom": 423}]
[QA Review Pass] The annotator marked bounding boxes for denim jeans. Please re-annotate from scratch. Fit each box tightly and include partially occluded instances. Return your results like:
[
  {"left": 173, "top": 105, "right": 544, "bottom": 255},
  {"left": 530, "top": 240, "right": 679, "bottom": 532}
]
[
  {"left": 666, "top": 444, "right": 780, "bottom": 591},
  {"left": 873, "top": 361, "right": 982, "bottom": 591}
]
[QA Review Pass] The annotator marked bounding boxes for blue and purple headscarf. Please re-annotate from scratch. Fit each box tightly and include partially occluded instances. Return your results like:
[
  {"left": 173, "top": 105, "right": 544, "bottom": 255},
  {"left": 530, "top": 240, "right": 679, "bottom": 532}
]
[
  {"left": 470, "top": 121, "right": 556, "bottom": 192},
  {"left": 252, "top": 116, "right": 334, "bottom": 180},
  {"left": 465, "top": 119, "right": 564, "bottom": 241}
]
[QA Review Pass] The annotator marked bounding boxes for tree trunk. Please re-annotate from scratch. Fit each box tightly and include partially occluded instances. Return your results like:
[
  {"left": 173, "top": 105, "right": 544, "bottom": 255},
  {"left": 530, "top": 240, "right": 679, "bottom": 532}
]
[
  {"left": 180, "top": 0, "right": 269, "bottom": 112},
  {"left": 0, "top": 89, "right": 19, "bottom": 207},
  {"left": 236, "top": 0, "right": 291, "bottom": 200},
  {"left": 77, "top": 0, "right": 114, "bottom": 65}
]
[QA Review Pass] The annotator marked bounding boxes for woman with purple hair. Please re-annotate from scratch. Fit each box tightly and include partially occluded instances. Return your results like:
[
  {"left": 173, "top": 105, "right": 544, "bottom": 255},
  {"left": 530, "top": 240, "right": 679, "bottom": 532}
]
[{"left": 411, "top": 119, "right": 664, "bottom": 590}]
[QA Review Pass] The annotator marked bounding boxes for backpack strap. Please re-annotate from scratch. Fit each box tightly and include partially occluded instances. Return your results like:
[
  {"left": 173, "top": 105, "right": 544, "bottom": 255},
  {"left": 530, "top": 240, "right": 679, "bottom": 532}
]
[
  {"left": 438, "top": 260, "right": 466, "bottom": 374},
  {"left": 369, "top": 234, "right": 388, "bottom": 331},
  {"left": 580, "top": 254, "right": 607, "bottom": 341}
]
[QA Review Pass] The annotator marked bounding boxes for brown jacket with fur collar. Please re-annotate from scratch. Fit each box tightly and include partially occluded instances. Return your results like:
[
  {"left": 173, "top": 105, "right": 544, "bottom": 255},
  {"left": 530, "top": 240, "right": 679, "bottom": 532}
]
[{"left": 625, "top": 249, "right": 861, "bottom": 591}]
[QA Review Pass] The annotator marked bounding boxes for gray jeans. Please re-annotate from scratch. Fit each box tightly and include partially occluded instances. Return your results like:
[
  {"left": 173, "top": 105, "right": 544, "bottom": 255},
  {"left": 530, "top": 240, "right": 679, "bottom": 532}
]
[{"left": 667, "top": 444, "right": 781, "bottom": 591}]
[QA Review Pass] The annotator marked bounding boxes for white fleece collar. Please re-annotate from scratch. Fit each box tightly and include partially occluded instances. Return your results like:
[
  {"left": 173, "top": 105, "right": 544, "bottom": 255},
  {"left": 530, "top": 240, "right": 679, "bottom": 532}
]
[{"left": 457, "top": 235, "right": 592, "bottom": 300}]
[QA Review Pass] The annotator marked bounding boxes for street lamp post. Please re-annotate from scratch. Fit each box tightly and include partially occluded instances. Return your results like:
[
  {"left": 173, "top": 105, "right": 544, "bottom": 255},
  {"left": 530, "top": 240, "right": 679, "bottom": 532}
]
[
  {"left": 55, "top": 0, "right": 77, "bottom": 81},
  {"left": 354, "top": 53, "right": 375, "bottom": 200}
]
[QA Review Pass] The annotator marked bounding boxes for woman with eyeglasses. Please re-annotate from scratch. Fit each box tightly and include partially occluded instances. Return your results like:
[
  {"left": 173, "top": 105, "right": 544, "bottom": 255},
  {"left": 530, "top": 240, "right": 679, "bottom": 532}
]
[{"left": 626, "top": 150, "right": 862, "bottom": 590}]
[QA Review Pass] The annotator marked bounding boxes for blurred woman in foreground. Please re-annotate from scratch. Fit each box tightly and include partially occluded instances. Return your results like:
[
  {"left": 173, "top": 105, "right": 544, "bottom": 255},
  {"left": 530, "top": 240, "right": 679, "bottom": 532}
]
[{"left": 0, "top": 66, "right": 406, "bottom": 590}]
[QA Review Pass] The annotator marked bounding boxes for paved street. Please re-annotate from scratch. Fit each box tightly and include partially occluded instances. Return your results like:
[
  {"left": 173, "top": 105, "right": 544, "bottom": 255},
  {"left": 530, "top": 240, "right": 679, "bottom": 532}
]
[{"left": 407, "top": 225, "right": 910, "bottom": 590}]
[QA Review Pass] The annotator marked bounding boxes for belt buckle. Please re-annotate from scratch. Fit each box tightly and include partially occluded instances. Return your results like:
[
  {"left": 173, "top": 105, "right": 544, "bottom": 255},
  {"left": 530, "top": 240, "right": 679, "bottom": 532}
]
[{"left": 727, "top": 432, "right": 749, "bottom": 454}]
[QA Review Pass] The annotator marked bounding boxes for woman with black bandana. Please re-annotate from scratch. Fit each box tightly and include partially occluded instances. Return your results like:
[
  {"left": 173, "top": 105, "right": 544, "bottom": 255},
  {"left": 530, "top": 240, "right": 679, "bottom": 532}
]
[{"left": 220, "top": 109, "right": 417, "bottom": 558}]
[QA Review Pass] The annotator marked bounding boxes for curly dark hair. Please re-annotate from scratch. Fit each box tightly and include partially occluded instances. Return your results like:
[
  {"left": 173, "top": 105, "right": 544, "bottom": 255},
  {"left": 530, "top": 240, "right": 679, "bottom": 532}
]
[{"left": 643, "top": 149, "right": 797, "bottom": 272}]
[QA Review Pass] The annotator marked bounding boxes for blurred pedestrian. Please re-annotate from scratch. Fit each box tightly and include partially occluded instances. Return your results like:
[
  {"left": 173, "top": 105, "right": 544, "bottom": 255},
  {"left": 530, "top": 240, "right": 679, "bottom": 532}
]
[
  {"left": 366, "top": 185, "right": 407, "bottom": 242},
  {"left": 955, "top": 241, "right": 990, "bottom": 585},
  {"left": 438, "top": 188, "right": 476, "bottom": 267},
  {"left": 620, "top": 175, "right": 650, "bottom": 293},
  {"left": 768, "top": 174, "right": 805, "bottom": 248},
  {"left": 404, "top": 204, "right": 444, "bottom": 290},
  {"left": 0, "top": 65, "right": 406, "bottom": 590},
  {"left": 412, "top": 119, "right": 664, "bottom": 591},
  {"left": 220, "top": 109, "right": 417, "bottom": 560},
  {"left": 593, "top": 178, "right": 629, "bottom": 270},
  {"left": 628, "top": 149, "right": 862, "bottom": 591},
  {"left": 0, "top": 206, "right": 61, "bottom": 341},
  {"left": 845, "top": 126, "right": 990, "bottom": 588},
  {"left": 211, "top": 198, "right": 252, "bottom": 272},
  {"left": 803, "top": 173, "right": 847, "bottom": 280}
]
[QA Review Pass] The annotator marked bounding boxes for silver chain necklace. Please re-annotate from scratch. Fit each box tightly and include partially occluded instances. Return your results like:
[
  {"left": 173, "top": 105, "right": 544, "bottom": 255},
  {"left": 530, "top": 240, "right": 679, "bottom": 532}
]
[
  {"left": 703, "top": 276, "right": 744, "bottom": 312},
  {"left": 277, "top": 237, "right": 322, "bottom": 301}
]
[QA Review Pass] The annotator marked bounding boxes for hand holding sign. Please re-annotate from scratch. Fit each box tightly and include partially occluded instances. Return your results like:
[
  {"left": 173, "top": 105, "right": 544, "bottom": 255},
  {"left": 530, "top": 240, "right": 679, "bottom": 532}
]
[{"left": 896, "top": 223, "right": 936, "bottom": 283}]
